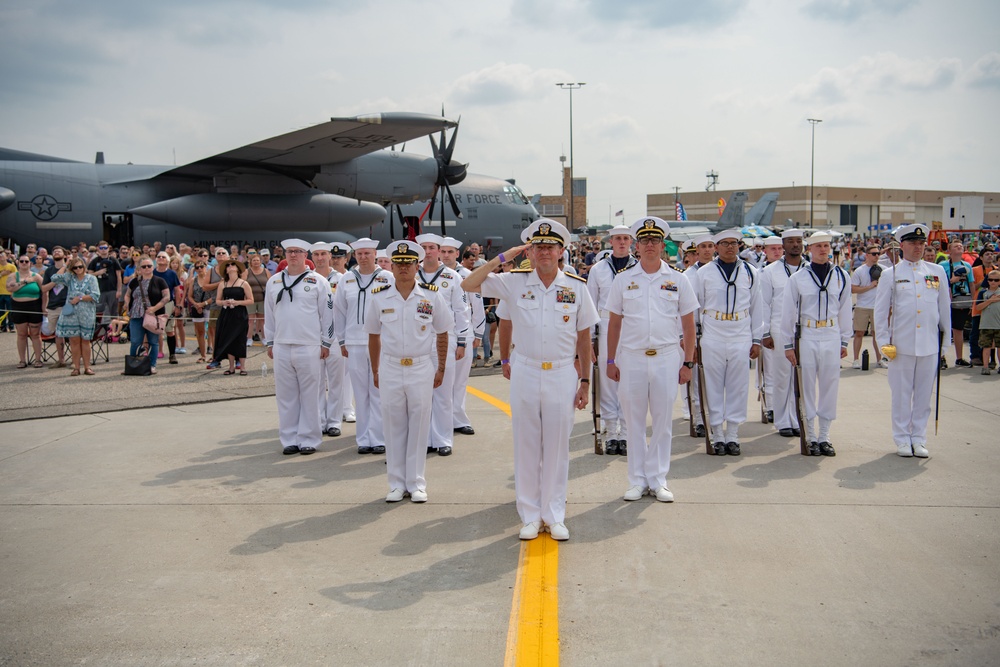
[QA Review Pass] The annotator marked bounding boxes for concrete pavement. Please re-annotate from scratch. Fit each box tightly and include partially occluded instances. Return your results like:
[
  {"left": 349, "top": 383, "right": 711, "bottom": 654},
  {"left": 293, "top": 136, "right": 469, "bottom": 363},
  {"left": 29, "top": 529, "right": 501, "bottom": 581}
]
[{"left": 1, "top": 350, "right": 998, "bottom": 665}]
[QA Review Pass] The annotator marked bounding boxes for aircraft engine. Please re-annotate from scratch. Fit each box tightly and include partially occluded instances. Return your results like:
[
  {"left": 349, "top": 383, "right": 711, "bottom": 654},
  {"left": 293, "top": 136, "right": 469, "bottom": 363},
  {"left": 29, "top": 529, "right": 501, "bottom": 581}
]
[
  {"left": 130, "top": 193, "right": 386, "bottom": 231},
  {"left": 0, "top": 186, "right": 15, "bottom": 212}
]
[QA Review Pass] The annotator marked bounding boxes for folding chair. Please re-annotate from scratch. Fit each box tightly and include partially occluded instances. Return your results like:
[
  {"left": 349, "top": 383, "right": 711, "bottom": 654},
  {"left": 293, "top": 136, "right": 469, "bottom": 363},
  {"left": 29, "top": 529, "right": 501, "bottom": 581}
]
[{"left": 90, "top": 307, "right": 110, "bottom": 365}]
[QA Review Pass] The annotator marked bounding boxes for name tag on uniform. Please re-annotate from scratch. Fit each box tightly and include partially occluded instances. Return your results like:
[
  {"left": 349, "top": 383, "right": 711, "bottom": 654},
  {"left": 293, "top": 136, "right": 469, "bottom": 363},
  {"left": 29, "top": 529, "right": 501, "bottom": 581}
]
[
  {"left": 660, "top": 281, "right": 678, "bottom": 292},
  {"left": 556, "top": 288, "right": 576, "bottom": 303},
  {"left": 417, "top": 300, "right": 433, "bottom": 315},
  {"left": 381, "top": 308, "right": 395, "bottom": 314},
  {"left": 896, "top": 279, "right": 910, "bottom": 284},
  {"left": 626, "top": 281, "right": 639, "bottom": 291}
]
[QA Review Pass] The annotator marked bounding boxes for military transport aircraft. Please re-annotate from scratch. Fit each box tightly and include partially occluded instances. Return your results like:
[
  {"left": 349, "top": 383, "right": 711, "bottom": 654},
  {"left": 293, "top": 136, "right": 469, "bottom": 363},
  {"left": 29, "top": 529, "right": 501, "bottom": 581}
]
[{"left": 0, "top": 112, "right": 540, "bottom": 251}]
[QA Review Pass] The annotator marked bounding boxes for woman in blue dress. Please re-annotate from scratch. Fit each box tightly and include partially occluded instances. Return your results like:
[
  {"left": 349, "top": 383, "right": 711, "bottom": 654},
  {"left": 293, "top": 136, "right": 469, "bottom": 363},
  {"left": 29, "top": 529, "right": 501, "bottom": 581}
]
[{"left": 50, "top": 258, "right": 101, "bottom": 375}]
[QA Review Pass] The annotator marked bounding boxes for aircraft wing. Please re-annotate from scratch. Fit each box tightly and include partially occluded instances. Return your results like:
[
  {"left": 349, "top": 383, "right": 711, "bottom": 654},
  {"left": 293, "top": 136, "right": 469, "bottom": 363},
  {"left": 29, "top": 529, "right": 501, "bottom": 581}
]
[{"left": 153, "top": 112, "right": 457, "bottom": 182}]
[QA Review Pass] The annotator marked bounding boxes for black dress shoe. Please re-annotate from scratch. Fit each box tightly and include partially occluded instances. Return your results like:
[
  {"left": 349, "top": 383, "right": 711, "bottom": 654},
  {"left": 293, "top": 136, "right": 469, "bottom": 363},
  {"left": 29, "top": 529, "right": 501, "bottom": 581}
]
[
  {"left": 617, "top": 440, "right": 627, "bottom": 456},
  {"left": 427, "top": 446, "right": 437, "bottom": 454},
  {"left": 694, "top": 424, "right": 706, "bottom": 438},
  {"left": 358, "top": 446, "right": 374, "bottom": 454},
  {"left": 604, "top": 439, "right": 619, "bottom": 455},
  {"left": 808, "top": 441, "right": 821, "bottom": 456},
  {"left": 454, "top": 426, "right": 475, "bottom": 435},
  {"left": 299, "top": 446, "right": 316, "bottom": 455},
  {"left": 792, "top": 428, "right": 801, "bottom": 436},
  {"left": 325, "top": 427, "right": 341, "bottom": 437},
  {"left": 282, "top": 445, "right": 300, "bottom": 455},
  {"left": 766, "top": 410, "right": 774, "bottom": 423},
  {"left": 778, "top": 428, "right": 796, "bottom": 437},
  {"left": 371, "top": 445, "right": 385, "bottom": 454},
  {"left": 725, "top": 441, "right": 741, "bottom": 456},
  {"left": 819, "top": 442, "right": 836, "bottom": 457},
  {"left": 712, "top": 442, "right": 727, "bottom": 456},
  {"left": 437, "top": 446, "right": 453, "bottom": 456}
]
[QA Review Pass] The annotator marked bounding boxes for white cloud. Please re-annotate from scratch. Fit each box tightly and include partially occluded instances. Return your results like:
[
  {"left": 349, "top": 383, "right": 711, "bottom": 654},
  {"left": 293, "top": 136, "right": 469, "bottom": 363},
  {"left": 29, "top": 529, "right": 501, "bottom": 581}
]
[
  {"left": 801, "top": 0, "right": 916, "bottom": 23},
  {"left": 449, "top": 63, "right": 570, "bottom": 106},
  {"left": 966, "top": 52, "right": 1000, "bottom": 89}
]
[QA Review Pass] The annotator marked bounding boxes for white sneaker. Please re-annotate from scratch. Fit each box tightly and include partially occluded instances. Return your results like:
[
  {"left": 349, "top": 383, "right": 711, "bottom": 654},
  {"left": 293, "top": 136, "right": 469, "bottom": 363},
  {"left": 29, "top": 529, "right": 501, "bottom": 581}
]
[
  {"left": 896, "top": 443, "right": 913, "bottom": 458},
  {"left": 912, "top": 443, "right": 929, "bottom": 458},
  {"left": 548, "top": 522, "right": 570, "bottom": 541},
  {"left": 878, "top": 358, "right": 890, "bottom": 369},
  {"left": 852, "top": 359, "right": 862, "bottom": 369},
  {"left": 654, "top": 486, "right": 675, "bottom": 503},
  {"left": 343, "top": 413, "right": 357, "bottom": 423},
  {"left": 623, "top": 485, "right": 646, "bottom": 501},
  {"left": 247, "top": 338, "right": 254, "bottom": 348},
  {"left": 175, "top": 347, "right": 187, "bottom": 354},
  {"left": 410, "top": 489, "right": 428, "bottom": 503},
  {"left": 385, "top": 488, "right": 405, "bottom": 502},
  {"left": 519, "top": 521, "right": 542, "bottom": 540}
]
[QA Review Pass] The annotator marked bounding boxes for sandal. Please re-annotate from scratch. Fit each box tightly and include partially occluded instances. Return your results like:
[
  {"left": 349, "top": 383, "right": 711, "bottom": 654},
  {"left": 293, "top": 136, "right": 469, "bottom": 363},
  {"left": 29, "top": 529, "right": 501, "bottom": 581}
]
[
  {"left": 223, "top": 369, "right": 235, "bottom": 375},
  {"left": 197, "top": 357, "right": 206, "bottom": 363},
  {"left": 84, "top": 369, "right": 95, "bottom": 376},
  {"left": 239, "top": 370, "right": 248, "bottom": 376},
  {"left": 32, "top": 361, "right": 44, "bottom": 368},
  {"left": 17, "top": 362, "right": 27, "bottom": 369},
  {"left": 70, "top": 369, "right": 80, "bottom": 376}
]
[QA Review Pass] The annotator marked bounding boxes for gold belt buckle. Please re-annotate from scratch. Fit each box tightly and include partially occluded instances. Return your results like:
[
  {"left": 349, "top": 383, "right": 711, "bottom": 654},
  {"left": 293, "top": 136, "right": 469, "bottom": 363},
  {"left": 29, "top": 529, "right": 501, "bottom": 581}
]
[
  {"left": 541, "top": 361, "right": 553, "bottom": 370},
  {"left": 816, "top": 320, "right": 827, "bottom": 328},
  {"left": 400, "top": 358, "right": 413, "bottom": 366},
  {"left": 645, "top": 349, "right": 657, "bottom": 356}
]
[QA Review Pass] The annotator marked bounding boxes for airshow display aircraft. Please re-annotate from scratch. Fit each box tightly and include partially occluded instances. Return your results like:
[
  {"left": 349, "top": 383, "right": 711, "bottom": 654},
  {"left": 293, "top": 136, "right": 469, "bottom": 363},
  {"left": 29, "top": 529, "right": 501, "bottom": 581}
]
[
  {"left": 664, "top": 191, "right": 782, "bottom": 243},
  {"left": 0, "top": 112, "right": 540, "bottom": 252}
]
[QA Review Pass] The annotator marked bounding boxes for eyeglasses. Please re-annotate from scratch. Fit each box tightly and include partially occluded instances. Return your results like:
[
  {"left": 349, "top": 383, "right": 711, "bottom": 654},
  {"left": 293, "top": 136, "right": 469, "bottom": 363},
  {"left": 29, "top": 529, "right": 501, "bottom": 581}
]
[
  {"left": 717, "top": 240, "right": 740, "bottom": 247},
  {"left": 18, "top": 259, "right": 30, "bottom": 263},
  {"left": 215, "top": 251, "right": 226, "bottom": 255},
  {"left": 285, "top": 248, "right": 307, "bottom": 255},
  {"left": 71, "top": 265, "right": 85, "bottom": 270},
  {"left": 989, "top": 278, "right": 1000, "bottom": 283},
  {"left": 636, "top": 238, "right": 661, "bottom": 246},
  {"left": 247, "top": 251, "right": 257, "bottom": 255},
  {"left": 139, "top": 264, "right": 154, "bottom": 269},
  {"left": 98, "top": 245, "right": 108, "bottom": 249}
]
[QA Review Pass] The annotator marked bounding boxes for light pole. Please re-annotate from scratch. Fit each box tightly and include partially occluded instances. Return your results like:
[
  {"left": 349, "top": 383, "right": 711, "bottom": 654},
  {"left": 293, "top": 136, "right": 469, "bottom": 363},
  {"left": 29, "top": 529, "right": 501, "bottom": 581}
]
[
  {"left": 807, "top": 118, "right": 822, "bottom": 228},
  {"left": 556, "top": 82, "right": 585, "bottom": 230}
]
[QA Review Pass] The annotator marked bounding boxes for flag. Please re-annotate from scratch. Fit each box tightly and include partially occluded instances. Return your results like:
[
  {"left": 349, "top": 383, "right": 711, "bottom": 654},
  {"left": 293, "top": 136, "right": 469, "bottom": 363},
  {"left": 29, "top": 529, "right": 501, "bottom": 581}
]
[
  {"left": 614, "top": 209, "right": 624, "bottom": 217},
  {"left": 675, "top": 202, "right": 687, "bottom": 221}
]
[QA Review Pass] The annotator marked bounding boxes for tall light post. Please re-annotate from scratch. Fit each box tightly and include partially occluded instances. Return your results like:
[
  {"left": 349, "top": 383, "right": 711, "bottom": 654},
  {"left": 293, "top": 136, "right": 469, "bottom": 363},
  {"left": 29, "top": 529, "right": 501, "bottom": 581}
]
[
  {"left": 807, "top": 118, "right": 822, "bottom": 228},
  {"left": 556, "top": 82, "right": 585, "bottom": 230}
]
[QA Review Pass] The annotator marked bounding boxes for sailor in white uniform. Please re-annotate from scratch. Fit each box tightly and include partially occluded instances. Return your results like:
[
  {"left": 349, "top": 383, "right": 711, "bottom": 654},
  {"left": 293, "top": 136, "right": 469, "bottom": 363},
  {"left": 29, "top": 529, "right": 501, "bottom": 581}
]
[
  {"left": 462, "top": 219, "right": 599, "bottom": 542},
  {"left": 332, "top": 238, "right": 393, "bottom": 454},
  {"left": 605, "top": 217, "right": 698, "bottom": 502},
  {"left": 684, "top": 233, "right": 716, "bottom": 438},
  {"left": 693, "top": 228, "right": 762, "bottom": 455},
  {"left": 741, "top": 238, "right": 767, "bottom": 270},
  {"left": 415, "top": 233, "right": 471, "bottom": 456},
  {"left": 329, "top": 242, "right": 356, "bottom": 423},
  {"left": 586, "top": 225, "right": 636, "bottom": 455},
  {"left": 264, "top": 238, "right": 335, "bottom": 456},
  {"left": 310, "top": 242, "right": 349, "bottom": 438},
  {"left": 779, "top": 232, "right": 852, "bottom": 456},
  {"left": 439, "top": 236, "right": 484, "bottom": 436},
  {"left": 759, "top": 230, "right": 805, "bottom": 438},
  {"left": 366, "top": 241, "right": 453, "bottom": 502},
  {"left": 874, "top": 224, "right": 951, "bottom": 458}
]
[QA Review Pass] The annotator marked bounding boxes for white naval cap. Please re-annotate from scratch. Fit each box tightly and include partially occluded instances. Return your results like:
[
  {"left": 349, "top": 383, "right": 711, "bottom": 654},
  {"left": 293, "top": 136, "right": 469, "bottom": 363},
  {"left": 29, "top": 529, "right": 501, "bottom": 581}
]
[
  {"left": 520, "top": 218, "right": 570, "bottom": 246},
  {"left": 281, "top": 238, "right": 311, "bottom": 251},
  {"left": 781, "top": 229, "right": 805, "bottom": 239},
  {"left": 605, "top": 225, "right": 633, "bottom": 238},
  {"left": 386, "top": 240, "right": 424, "bottom": 263},
  {"left": 415, "top": 233, "right": 444, "bottom": 246},
  {"left": 350, "top": 237, "right": 379, "bottom": 251},
  {"left": 439, "top": 236, "right": 463, "bottom": 249},
  {"left": 630, "top": 216, "right": 670, "bottom": 240},
  {"left": 763, "top": 236, "right": 783, "bottom": 247},
  {"left": 752, "top": 237, "right": 765, "bottom": 246},
  {"left": 712, "top": 228, "right": 742, "bottom": 244},
  {"left": 309, "top": 242, "right": 335, "bottom": 253},
  {"left": 693, "top": 233, "right": 714, "bottom": 247},
  {"left": 376, "top": 249, "right": 388, "bottom": 259},
  {"left": 893, "top": 223, "right": 929, "bottom": 243},
  {"left": 805, "top": 232, "right": 834, "bottom": 245}
]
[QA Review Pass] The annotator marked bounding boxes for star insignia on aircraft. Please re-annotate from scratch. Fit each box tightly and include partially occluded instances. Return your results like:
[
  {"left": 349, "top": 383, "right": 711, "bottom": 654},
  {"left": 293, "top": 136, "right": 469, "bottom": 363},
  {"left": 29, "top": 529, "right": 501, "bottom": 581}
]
[{"left": 17, "top": 194, "right": 72, "bottom": 221}]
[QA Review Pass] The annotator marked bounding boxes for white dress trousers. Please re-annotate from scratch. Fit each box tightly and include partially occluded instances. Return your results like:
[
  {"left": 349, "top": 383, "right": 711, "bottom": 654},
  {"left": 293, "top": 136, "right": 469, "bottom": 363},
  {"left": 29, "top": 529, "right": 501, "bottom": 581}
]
[
  {"left": 321, "top": 351, "right": 345, "bottom": 431},
  {"left": 273, "top": 344, "right": 323, "bottom": 450},
  {"left": 618, "top": 347, "right": 680, "bottom": 490},
  {"left": 380, "top": 356, "right": 434, "bottom": 493},
  {"left": 346, "top": 344, "right": 384, "bottom": 449}
]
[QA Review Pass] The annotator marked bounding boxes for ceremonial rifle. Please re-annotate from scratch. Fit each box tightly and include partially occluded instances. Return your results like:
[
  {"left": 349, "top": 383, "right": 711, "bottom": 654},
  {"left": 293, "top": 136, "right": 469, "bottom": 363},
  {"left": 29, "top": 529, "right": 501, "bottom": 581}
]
[
  {"left": 592, "top": 324, "right": 603, "bottom": 454},
  {"left": 757, "top": 353, "right": 769, "bottom": 423},
  {"left": 792, "top": 301, "right": 810, "bottom": 455}
]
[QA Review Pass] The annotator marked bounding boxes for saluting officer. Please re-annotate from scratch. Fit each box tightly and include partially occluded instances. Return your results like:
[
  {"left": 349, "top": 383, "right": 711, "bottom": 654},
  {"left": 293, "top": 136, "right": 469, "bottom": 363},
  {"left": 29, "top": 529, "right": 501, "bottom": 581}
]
[
  {"left": 415, "top": 233, "right": 472, "bottom": 456},
  {"left": 874, "top": 224, "right": 951, "bottom": 458},
  {"left": 606, "top": 217, "right": 698, "bottom": 502},
  {"left": 366, "top": 241, "right": 453, "bottom": 503},
  {"left": 586, "top": 225, "right": 636, "bottom": 455},
  {"left": 462, "top": 219, "right": 599, "bottom": 542},
  {"left": 333, "top": 238, "right": 393, "bottom": 454},
  {"left": 693, "top": 228, "right": 762, "bottom": 455},
  {"left": 759, "top": 230, "right": 805, "bottom": 438},
  {"left": 780, "top": 232, "right": 852, "bottom": 456},
  {"left": 264, "top": 239, "right": 335, "bottom": 456}
]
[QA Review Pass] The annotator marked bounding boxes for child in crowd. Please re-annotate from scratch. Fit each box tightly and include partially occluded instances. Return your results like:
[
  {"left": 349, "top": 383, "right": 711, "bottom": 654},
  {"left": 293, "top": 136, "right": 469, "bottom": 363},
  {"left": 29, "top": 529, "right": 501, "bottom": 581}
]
[{"left": 975, "top": 270, "right": 1000, "bottom": 375}]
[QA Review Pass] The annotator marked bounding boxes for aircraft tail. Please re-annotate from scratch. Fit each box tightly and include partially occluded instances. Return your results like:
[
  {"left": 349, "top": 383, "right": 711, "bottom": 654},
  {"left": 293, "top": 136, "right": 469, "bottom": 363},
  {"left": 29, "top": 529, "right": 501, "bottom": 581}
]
[
  {"left": 745, "top": 192, "right": 780, "bottom": 228},
  {"left": 716, "top": 191, "right": 749, "bottom": 229}
]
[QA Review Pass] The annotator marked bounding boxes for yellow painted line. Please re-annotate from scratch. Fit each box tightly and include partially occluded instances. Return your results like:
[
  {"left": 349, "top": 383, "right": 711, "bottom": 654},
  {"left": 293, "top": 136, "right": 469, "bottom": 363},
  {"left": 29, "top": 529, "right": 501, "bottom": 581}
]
[{"left": 469, "top": 384, "right": 560, "bottom": 666}]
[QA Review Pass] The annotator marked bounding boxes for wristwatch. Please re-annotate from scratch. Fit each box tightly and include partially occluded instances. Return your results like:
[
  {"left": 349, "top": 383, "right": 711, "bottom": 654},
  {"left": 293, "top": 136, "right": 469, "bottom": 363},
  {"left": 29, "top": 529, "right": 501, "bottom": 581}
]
[{"left": 683, "top": 361, "right": 695, "bottom": 369}]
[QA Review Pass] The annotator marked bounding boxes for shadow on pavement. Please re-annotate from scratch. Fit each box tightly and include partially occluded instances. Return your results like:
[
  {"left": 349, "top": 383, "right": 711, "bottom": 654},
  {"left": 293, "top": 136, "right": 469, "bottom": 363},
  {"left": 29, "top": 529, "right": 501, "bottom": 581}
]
[{"left": 834, "top": 453, "right": 928, "bottom": 490}]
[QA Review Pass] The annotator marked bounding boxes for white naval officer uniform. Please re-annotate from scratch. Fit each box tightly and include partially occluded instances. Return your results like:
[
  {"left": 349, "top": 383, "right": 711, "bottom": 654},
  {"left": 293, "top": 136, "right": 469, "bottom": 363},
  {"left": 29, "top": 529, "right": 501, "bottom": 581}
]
[
  {"left": 779, "top": 262, "right": 852, "bottom": 444},
  {"left": 480, "top": 268, "right": 599, "bottom": 527},
  {"left": 418, "top": 263, "right": 471, "bottom": 451},
  {"left": 264, "top": 267, "right": 334, "bottom": 453},
  {"left": 606, "top": 259, "right": 698, "bottom": 491},
  {"left": 693, "top": 257, "right": 762, "bottom": 446},
  {"left": 874, "top": 249, "right": 951, "bottom": 454},
  {"left": 366, "top": 281, "right": 453, "bottom": 496},
  {"left": 587, "top": 251, "right": 637, "bottom": 444},
  {"left": 451, "top": 263, "right": 485, "bottom": 431},
  {"left": 319, "top": 263, "right": 348, "bottom": 434},
  {"left": 333, "top": 264, "right": 393, "bottom": 451},
  {"left": 759, "top": 258, "right": 804, "bottom": 433}
]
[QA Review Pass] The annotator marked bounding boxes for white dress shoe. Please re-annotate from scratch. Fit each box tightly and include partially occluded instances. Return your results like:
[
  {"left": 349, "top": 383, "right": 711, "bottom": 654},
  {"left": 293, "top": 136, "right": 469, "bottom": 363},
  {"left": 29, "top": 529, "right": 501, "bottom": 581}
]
[
  {"left": 410, "top": 489, "right": 428, "bottom": 503},
  {"left": 519, "top": 521, "right": 542, "bottom": 540},
  {"left": 548, "top": 522, "right": 570, "bottom": 541},
  {"left": 385, "top": 488, "right": 405, "bottom": 502},
  {"left": 623, "top": 485, "right": 646, "bottom": 501},
  {"left": 343, "top": 413, "right": 356, "bottom": 423},
  {"left": 912, "top": 443, "right": 929, "bottom": 458},
  {"left": 654, "top": 486, "right": 675, "bottom": 503},
  {"left": 896, "top": 443, "right": 913, "bottom": 457}
]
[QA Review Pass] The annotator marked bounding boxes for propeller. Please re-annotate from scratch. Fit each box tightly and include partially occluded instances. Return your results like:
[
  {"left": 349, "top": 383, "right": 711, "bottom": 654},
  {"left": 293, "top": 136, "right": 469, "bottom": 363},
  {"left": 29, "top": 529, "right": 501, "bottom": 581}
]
[{"left": 426, "top": 115, "right": 467, "bottom": 235}]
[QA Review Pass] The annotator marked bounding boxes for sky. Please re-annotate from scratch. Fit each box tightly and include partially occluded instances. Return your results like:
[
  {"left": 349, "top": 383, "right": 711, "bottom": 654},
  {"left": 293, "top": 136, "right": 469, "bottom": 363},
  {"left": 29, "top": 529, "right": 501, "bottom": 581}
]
[{"left": 1, "top": 0, "right": 998, "bottom": 227}]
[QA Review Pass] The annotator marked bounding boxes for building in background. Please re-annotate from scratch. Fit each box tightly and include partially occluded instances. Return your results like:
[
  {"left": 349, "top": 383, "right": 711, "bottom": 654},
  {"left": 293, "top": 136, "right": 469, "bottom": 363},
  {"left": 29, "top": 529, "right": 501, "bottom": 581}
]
[{"left": 537, "top": 165, "right": 588, "bottom": 231}]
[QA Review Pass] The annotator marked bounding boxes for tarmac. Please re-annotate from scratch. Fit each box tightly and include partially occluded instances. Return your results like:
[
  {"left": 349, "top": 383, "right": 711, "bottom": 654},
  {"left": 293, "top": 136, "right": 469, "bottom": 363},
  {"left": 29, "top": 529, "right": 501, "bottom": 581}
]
[{"left": 1, "top": 329, "right": 999, "bottom": 666}]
